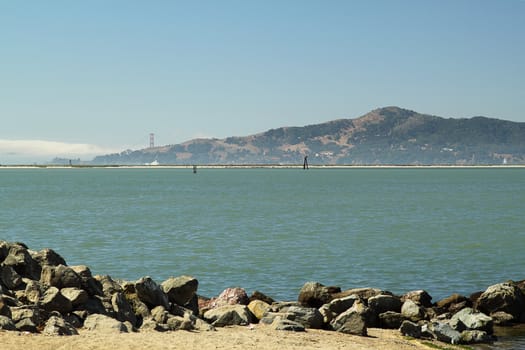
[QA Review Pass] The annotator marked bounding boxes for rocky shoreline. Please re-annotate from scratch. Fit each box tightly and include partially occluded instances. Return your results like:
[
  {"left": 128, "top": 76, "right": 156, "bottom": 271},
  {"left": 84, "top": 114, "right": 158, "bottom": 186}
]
[{"left": 1, "top": 240, "right": 524, "bottom": 347}]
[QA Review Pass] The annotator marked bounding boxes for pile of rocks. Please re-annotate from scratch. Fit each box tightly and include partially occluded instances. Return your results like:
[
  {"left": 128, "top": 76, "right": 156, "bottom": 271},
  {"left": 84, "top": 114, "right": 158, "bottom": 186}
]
[
  {"left": 294, "top": 281, "right": 525, "bottom": 345},
  {"left": 1, "top": 240, "right": 524, "bottom": 346}
]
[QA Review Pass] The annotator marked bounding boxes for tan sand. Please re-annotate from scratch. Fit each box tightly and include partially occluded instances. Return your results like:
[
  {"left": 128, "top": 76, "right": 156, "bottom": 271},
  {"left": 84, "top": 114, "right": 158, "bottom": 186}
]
[{"left": 0, "top": 326, "right": 449, "bottom": 350}]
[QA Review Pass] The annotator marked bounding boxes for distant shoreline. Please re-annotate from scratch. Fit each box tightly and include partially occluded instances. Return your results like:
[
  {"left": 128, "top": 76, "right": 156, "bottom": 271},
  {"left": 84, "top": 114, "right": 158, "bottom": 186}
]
[{"left": 1, "top": 164, "right": 525, "bottom": 169}]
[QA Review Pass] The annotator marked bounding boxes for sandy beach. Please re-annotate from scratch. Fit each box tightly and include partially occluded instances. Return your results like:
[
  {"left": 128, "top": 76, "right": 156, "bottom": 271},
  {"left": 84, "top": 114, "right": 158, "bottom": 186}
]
[{"left": 0, "top": 325, "right": 443, "bottom": 350}]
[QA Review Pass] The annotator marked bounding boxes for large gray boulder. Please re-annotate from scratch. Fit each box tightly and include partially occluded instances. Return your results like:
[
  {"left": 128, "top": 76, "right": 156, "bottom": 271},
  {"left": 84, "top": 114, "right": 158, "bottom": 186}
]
[
  {"left": 278, "top": 305, "right": 323, "bottom": 329},
  {"left": 203, "top": 304, "right": 252, "bottom": 327},
  {"left": 427, "top": 322, "right": 462, "bottom": 344},
  {"left": 401, "top": 299, "right": 426, "bottom": 322},
  {"left": 319, "top": 294, "right": 359, "bottom": 324},
  {"left": 331, "top": 309, "right": 367, "bottom": 336},
  {"left": 161, "top": 275, "right": 198, "bottom": 306},
  {"left": 451, "top": 307, "right": 493, "bottom": 333},
  {"left": 476, "top": 282, "right": 524, "bottom": 321}
]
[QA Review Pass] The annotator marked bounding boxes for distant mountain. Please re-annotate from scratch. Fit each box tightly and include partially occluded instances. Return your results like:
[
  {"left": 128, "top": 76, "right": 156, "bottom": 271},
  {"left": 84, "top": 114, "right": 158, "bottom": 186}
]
[{"left": 91, "top": 107, "right": 525, "bottom": 165}]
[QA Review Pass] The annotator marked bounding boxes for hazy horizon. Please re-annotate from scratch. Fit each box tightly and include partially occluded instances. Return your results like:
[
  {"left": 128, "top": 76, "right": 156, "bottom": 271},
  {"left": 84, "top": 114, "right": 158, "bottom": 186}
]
[{"left": 2, "top": 1, "right": 524, "bottom": 164}]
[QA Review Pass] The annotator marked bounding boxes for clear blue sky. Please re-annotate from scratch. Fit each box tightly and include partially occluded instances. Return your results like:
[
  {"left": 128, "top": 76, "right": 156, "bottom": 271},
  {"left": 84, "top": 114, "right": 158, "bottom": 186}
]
[{"left": 1, "top": 0, "right": 524, "bottom": 162}]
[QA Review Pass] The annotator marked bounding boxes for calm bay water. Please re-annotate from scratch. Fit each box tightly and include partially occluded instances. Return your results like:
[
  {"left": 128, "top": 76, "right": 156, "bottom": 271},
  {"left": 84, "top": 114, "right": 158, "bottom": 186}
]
[
  {"left": 1, "top": 167, "right": 524, "bottom": 299},
  {"left": 1, "top": 167, "right": 525, "bottom": 345}
]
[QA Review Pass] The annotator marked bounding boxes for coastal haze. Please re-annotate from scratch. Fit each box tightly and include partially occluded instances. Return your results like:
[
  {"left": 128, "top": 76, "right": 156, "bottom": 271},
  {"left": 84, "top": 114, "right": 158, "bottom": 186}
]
[{"left": 1, "top": 2, "right": 525, "bottom": 164}]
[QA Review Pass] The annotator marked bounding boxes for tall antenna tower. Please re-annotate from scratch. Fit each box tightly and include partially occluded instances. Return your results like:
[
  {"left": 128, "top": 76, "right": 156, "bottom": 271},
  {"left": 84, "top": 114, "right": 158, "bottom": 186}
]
[{"left": 149, "top": 133, "right": 155, "bottom": 148}]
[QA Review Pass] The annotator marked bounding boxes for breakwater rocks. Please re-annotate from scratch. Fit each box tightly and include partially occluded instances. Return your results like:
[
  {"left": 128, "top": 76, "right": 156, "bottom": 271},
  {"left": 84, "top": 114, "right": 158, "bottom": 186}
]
[{"left": 1, "top": 241, "right": 524, "bottom": 346}]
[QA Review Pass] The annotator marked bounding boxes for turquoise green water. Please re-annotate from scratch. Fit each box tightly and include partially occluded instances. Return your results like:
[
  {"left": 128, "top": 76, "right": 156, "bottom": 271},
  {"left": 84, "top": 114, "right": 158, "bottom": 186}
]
[{"left": 1, "top": 168, "right": 524, "bottom": 303}]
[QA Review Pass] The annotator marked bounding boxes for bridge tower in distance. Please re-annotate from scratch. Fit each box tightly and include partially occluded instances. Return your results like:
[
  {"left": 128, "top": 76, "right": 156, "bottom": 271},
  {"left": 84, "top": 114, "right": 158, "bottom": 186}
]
[{"left": 149, "top": 133, "right": 155, "bottom": 148}]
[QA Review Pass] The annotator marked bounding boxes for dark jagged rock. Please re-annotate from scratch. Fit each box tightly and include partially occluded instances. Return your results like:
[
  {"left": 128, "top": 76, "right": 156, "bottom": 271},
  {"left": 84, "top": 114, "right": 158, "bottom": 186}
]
[
  {"left": 332, "top": 287, "right": 383, "bottom": 301},
  {"left": 3, "top": 243, "right": 41, "bottom": 280},
  {"left": 436, "top": 293, "right": 469, "bottom": 310},
  {"left": 399, "top": 320, "right": 421, "bottom": 338},
  {"left": 111, "top": 292, "right": 137, "bottom": 326},
  {"left": 71, "top": 265, "right": 103, "bottom": 296},
  {"left": 0, "top": 315, "right": 17, "bottom": 331},
  {"left": 83, "top": 296, "right": 108, "bottom": 315},
  {"left": 41, "top": 286, "right": 73, "bottom": 314},
  {"left": 331, "top": 309, "right": 367, "bottom": 336},
  {"left": 43, "top": 315, "right": 79, "bottom": 335},
  {"left": 61, "top": 287, "right": 89, "bottom": 307},
  {"left": 319, "top": 295, "right": 360, "bottom": 325},
  {"left": 1, "top": 265, "right": 23, "bottom": 290},
  {"left": 96, "top": 275, "right": 123, "bottom": 296},
  {"left": 134, "top": 276, "right": 169, "bottom": 309},
  {"left": 368, "top": 294, "right": 402, "bottom": 314},
  {"left": 31, "top": 248, "right": 67, "bottom": 267},
  {"left": 379, "top": 311, "right": 405, "bottom": 329},
  {"left": 40, "top": 265, "right": 81, "bottom": 289},
  {"left": 0, "top": 296, "right": 12, "bottom": 318}
]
